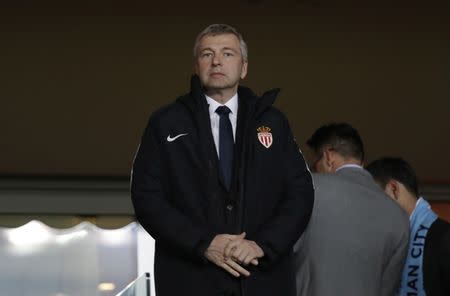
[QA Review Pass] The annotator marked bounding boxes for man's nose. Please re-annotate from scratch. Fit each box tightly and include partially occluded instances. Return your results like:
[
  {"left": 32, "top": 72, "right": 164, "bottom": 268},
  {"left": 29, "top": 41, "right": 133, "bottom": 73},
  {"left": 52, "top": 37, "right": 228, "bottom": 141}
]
[{"left": 212, "top": 54, "right": 222, "bottom": 66}]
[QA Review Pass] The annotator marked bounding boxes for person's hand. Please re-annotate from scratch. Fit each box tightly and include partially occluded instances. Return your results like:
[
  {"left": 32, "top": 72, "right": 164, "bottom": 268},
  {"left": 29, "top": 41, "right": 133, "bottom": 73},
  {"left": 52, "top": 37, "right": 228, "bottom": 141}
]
[
  {"left": 204, "top": 233, "right": 251, "bottom": 277},
  {"left": 224, "top": 232, "right": 264, "bottom": 266}
]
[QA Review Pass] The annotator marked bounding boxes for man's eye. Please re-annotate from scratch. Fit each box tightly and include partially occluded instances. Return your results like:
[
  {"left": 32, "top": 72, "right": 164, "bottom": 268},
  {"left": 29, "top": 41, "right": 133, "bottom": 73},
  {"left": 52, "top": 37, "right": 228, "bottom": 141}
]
[
  {"left": 224, "top": 52, "right": 233, "bottom": 57},
  {"left": 202, "top": 53, "right": 213, "bottom": 58}
]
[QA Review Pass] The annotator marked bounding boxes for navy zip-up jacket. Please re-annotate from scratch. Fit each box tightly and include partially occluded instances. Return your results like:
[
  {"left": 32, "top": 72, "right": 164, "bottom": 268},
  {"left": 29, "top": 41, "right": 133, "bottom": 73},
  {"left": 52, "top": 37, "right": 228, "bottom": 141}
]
[{"left": 131, "top": 75, "right": 314, "bottom": 296}]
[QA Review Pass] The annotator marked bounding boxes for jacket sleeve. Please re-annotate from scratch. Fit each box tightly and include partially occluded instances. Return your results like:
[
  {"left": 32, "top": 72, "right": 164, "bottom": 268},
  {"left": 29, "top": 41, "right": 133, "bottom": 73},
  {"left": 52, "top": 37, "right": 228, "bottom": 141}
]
[
  {"left": 131, "top": 115, "right": 216, "bottom": 262},
  {"left": 251, "top": 117, "right": 314, "bottom": 268},
  {"left": 381, "top": 215, "right": 409, "bottom": 296},
  {"left": 440, "top": 228, "right": 450, "bottom": 293}
]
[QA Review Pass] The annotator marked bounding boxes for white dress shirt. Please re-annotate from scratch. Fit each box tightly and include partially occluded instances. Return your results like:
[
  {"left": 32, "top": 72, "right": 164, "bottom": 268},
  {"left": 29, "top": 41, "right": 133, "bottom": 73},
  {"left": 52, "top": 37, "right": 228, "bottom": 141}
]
[{"left": 205, "top": 94, "right": 238, "bottom": 156}]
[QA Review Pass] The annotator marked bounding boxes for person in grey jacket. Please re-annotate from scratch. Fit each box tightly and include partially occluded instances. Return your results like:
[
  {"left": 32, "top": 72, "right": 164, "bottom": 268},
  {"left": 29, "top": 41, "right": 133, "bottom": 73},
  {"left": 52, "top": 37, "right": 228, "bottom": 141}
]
[{"left": 294, "top": 123, "right": 409, "bottom": 296}]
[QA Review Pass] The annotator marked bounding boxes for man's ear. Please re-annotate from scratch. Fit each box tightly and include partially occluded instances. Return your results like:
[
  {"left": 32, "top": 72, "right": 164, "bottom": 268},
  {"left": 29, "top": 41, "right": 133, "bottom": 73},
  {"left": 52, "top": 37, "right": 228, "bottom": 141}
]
[
  {"left": 322, "top": 148, "right": 336, "bottom": 173},
  {"left": 386, "top": 179, "right": 400, "bottom": 200},
  {"left": 323, "top": 148, "right": 334, "bottom": 169},
  {"left": 240, "top": 61, "right": 248, "bottom": 79}
]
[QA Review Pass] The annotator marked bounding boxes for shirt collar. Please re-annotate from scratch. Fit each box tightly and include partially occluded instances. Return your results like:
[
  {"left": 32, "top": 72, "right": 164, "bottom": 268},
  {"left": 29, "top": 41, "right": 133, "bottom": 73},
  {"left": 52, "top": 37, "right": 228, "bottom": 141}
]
[
  {"left": 205, "top": 93, "right": 238, "bottom": 117},
  {"left": 335, "top": 164, "right": 364, "bottom": 172}
]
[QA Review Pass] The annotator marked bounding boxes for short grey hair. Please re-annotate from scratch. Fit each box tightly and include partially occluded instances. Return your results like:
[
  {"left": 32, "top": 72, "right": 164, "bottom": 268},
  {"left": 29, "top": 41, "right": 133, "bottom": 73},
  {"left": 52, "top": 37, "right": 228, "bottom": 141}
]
[{"left": 193, "top": 24, "right": 248, "bottom": 62}]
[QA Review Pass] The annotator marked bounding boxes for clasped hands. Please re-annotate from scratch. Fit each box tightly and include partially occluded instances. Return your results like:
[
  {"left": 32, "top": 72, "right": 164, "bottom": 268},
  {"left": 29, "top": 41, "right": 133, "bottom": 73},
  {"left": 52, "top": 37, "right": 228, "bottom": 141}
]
[{"left": 204, "top": 232, "right": 264, "bottom": 277}]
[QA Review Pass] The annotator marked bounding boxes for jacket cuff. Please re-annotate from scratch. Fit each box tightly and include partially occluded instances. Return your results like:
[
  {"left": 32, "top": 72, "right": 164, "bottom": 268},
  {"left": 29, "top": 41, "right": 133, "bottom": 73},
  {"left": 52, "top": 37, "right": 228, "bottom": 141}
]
[{"left": 195, "top": 232, "right": 217, "bottom": 264}]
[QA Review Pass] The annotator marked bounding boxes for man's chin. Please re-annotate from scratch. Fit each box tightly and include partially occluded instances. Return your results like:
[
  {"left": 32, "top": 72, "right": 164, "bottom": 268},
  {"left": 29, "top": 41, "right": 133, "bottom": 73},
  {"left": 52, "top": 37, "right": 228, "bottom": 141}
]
[{"left": 203, "top": 82, "right": 229, "bottom": 90}]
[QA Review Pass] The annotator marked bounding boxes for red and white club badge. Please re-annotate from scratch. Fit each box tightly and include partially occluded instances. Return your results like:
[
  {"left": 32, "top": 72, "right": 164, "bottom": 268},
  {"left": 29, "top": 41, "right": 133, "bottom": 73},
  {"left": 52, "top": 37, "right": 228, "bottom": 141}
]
[{"left": 257, "top": 126, "right": 273, "bottom": 149}]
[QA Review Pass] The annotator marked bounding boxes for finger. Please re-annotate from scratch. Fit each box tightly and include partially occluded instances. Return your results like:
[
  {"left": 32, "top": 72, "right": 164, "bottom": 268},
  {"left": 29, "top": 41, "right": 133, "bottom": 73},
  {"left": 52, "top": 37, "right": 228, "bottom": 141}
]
[
  {"left": 225, "top": 258, "right": 250, "bottom": 277},
  {"left": 224, "top": 233, "right": 247, "bottom": 257},
  {"left": 253, "top": 244, "right": 264, "bottom": 257},
  {"left": 226, "top": 260, "right": 250, "bottom": 277},
  {"left": 237, "top": 248, "right": 251, "bottom": 263},
  {"left": 250, "top": 258, "right": 259, "bottom": 266},
  {"left": 224, "top": 240, "right": 242, "bottom": 258},
  {"left": 220, "top": 262, "right": 240, "bottom": 277},
  {"left": 243, "top": 252, "right": 256, "bottom": 265},
  {"left": 231, "top": 244, "right": 246, "bottom": 260},
  {"left": 226, "top": 232, "right": 246, "bottom": 241}
]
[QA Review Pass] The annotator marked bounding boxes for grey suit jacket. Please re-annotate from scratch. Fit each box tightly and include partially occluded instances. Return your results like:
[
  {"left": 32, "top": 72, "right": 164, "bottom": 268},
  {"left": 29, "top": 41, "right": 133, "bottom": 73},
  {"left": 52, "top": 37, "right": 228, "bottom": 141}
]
[{"left": 294, "top": 167, "right": 409, "bottom": 296}]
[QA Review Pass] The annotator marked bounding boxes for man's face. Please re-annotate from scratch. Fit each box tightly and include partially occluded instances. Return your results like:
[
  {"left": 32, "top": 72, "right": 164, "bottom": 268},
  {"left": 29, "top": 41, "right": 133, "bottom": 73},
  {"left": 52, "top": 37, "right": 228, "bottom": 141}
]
[{"left": 195, "top": 33, "right": 248, "bottom": 95}]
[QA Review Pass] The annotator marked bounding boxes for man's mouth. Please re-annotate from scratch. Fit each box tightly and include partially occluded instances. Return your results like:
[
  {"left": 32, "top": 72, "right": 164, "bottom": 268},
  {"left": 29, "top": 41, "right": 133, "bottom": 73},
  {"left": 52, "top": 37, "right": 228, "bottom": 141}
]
[{"left": 210, "top": 72, "right": 225, "bottom": 77}]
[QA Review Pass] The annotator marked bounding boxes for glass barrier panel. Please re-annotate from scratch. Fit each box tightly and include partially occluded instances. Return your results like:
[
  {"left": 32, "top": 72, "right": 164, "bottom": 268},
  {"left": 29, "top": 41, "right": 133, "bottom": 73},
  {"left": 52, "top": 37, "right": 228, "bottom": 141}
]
[{"left": 115, "top": 273, "right": 151, "bottom": 296}]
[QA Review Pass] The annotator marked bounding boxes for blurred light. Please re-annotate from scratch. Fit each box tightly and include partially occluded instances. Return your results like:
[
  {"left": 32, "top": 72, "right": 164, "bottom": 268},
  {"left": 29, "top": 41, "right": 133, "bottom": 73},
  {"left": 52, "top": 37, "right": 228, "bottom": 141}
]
[
  {"left": 98, "top": 282, "right": 116, "bottom": 291},
  {"left": 100, "top": 228, "right": 132, "bottom": 246},
  {"left": 6, "top": 220, "right": 52, "bottom": 247},
  {"left": 56, "top": 230, "right": 88, "bottom": 244}
]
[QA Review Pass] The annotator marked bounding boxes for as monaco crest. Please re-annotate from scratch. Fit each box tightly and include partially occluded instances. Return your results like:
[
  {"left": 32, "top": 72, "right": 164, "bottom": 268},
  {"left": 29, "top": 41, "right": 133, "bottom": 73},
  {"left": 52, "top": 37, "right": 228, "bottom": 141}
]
[{"left": 257, "top": 126, "right": 273, "bottom": 149}]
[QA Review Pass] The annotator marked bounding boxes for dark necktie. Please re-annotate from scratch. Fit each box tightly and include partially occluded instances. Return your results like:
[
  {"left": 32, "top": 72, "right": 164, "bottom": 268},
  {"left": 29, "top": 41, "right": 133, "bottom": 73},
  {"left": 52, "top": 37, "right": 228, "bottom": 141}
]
[{"left": 215, "top": 106, "right": 234, "bottom": 190}]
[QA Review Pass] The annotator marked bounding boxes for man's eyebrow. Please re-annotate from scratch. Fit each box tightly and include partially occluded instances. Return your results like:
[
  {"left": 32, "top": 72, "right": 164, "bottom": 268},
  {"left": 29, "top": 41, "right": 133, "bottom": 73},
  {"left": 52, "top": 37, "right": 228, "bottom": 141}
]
[
  {"left": 199, "top": 47, "right": 213, "bottom": 52},
  {"left": 199, "top": 47, "right": 238, "bottom": 53},
  {"left": 222, "top": 47, "right": 238, "bottom": 52}
]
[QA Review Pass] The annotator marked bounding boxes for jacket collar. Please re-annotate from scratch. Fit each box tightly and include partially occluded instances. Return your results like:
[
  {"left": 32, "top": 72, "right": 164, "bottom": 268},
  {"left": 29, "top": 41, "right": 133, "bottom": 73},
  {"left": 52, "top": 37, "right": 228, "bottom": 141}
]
[
  {"left": 335, "top": 166, "right": 380, "bottom": 191},
  {"left": 178, "top": 75, "right": 280, "bottom": 118}
]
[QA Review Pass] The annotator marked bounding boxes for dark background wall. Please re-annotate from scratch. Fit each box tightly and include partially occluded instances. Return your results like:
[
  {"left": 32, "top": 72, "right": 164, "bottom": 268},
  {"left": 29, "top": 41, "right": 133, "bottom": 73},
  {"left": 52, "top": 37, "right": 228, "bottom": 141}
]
[{"left": 1, "top": 0, "right": 449, "bottom": 182}]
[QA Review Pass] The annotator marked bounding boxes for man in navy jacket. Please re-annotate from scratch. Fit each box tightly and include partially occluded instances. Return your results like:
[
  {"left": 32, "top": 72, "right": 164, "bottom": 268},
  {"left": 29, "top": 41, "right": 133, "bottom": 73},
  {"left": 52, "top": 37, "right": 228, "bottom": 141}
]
[{"left": 131, "top": 24, "right": 314, "bottom": 296}]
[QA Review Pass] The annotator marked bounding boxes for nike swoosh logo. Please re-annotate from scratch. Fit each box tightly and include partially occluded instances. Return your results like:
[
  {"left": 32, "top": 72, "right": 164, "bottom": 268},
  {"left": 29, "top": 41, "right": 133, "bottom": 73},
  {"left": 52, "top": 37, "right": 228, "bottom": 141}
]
[{"left": 167, "top": 133, "right": 189, "bottom": 142}]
